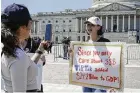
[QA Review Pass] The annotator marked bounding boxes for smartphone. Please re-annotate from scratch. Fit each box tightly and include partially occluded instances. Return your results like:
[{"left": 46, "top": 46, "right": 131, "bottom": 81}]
[{"left": 45, "top": 24, "right": 52, "bottom": 41}]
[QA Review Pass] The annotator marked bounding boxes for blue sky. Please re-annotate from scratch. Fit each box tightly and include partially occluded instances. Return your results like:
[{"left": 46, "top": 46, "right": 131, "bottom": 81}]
[{"left": 2, "top": 0, "right": 91, "bottom": 14}]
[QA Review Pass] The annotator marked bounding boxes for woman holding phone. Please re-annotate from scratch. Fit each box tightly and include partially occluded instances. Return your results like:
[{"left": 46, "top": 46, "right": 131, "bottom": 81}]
[{"left": 1, "top": 3, "right": 48, "bottom": 92}]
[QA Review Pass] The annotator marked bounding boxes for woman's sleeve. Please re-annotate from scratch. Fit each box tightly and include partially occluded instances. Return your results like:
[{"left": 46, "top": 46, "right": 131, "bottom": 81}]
[{"left": 9, "top": 59, "right": 28, "bottom": 92}]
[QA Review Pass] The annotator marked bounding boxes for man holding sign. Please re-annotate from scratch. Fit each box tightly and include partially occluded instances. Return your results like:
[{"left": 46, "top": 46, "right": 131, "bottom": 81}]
[{"left": 69, "top": 17, "right": 124, "bottom": 93}]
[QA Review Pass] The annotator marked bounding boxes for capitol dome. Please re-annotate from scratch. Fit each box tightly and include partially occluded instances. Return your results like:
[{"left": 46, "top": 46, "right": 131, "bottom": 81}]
[{"left": 92, "top": 0, "right": 140, "bottom": 8}]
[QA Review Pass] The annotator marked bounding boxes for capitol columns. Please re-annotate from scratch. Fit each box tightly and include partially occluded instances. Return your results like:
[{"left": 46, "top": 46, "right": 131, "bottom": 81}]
[
  {"left": 122, "top": 15, "right": 125, "bottom": 32},
  {"left": 36, "top": 21, "right": 39, "bottom": 34},
  {"left": 134, "top": 14, "right": 136, "bottom": 30},
  {"left": 139, "top": 15, "right": 140, "bottom": 32},
  {"left": 80, "top": 17, "right": 83, "bottom": 41},
  {"left": 86, "top": 17, "right": 88, "bottom": 41},
  {"left": 81, "top": 17, "right": 83, "bottom": 33},
  {"left": 111, "top": 15, "right": 114, "bottom": 32},
  {"left": 117, "top": 15, "right": 119, "bottom": 32},
  {"left": 37, "top": 21, "right": 42, "bottom": 33},
  {"left": 106, "top": 15, "right": 108, "bottom": 31},
  {"left": 128, "top": 15, "right": 131, "bottom": 31},
  {"left": 75, "top": 18, "right": 79, "bottom": 33},
  {"left": 33, "top": 21, "right": 36, "bottom": 34},
  {"left": 100, "top": 16, "right": 103, "bottom": 26}
]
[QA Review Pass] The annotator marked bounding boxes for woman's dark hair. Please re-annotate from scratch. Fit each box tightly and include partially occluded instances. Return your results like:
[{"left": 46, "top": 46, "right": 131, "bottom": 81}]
[
  {"left": 97, "top": 26, "right": 103, "bottom": 35},
  {"left": 1, "top": 14, "right": 29, "bottom": 57}
]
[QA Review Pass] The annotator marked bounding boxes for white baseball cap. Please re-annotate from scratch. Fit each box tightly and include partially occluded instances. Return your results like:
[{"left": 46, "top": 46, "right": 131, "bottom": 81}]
[{"left": 84, "top": 16, "right": 102, "bottom": 26}]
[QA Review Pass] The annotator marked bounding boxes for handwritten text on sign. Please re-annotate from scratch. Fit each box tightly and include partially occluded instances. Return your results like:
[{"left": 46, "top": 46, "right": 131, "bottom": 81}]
[{"left": 72, "top": 45, "right": 121, "bottom": 88}]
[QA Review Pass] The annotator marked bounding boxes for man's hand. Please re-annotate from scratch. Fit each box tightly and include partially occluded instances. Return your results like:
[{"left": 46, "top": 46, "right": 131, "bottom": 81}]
[
  {"left": 107, "top": 88, "right": 117, "bottom": 93},
  {"left": 68, "top": 47, "right": 73, "bottom": 58}
]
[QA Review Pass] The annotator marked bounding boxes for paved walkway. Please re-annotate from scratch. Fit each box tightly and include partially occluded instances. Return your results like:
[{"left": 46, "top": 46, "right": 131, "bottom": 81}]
[
  {"left": 1, "top": 83, "right": 140, "bottom": 93},
  {"left": 42, "top": 53, "right": 140, "bottom": 93},
  {"left": 42, "top": 83, "right": 140, "bottom": 93},
  {"left": 1, "top": 53, "right": 140, "bottom": 93}
]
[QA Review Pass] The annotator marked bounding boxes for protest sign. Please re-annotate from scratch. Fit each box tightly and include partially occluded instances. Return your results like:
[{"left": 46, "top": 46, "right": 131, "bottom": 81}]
[{"left": 69, "top": 42, "right": 125, "bottom": 92}]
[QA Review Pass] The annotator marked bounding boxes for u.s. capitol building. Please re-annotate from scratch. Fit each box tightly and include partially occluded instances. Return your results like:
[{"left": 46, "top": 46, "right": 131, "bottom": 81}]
[{"left": 31, "top": 0, "right": 140, "bottom": 43}]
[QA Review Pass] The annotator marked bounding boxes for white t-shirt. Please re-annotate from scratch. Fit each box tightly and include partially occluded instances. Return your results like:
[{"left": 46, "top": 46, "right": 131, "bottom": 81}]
[
  {"left": 1, "top": 48, "right": 38, "bottom": 92},
  {"left": 26, "top": 53, "right": 44, "bottom": 90}
]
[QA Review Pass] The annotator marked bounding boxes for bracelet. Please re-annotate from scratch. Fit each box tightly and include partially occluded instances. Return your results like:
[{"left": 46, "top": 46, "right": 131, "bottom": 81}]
[{"left": 35, "top": 50, "right": 43, "bottom": 54}]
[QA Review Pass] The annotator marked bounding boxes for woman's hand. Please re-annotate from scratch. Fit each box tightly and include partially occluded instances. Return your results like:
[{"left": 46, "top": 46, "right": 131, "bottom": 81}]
[
  {"left": 41, "top": 55, "right": 46, "bottom": 62},
  {"left": 41, "top": 55, "right": 46, "bottom": 66},
  {"left": 32, "top": 41, "right": 48, "bottom": 64},
  {"left": 37, "top": 41, "right": 49, "bottom": 52}
]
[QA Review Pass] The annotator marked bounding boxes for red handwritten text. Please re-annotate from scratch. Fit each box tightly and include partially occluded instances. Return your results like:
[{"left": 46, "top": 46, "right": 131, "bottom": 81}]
[
  {"left": 77, "top": 47, "right": 91, "bottom": 56},
  {"left": 106, "top": 76, "right": 119, "bottom": 83},
  {"left": 100, "top": 75, "right": 119, "bottom": 83},
  {"left": 91, "top": 59, "right": 102, "bottom": 63},
  {"left": 79, "top": 58, "right": 90, "bottom": 63},
  {"left": 105, "top": 58, "right": 116, "bottom": 66},
  {"left": 76, "top": 72, "right": 98, "bottom": 80},
  {"left": 101, "top": 51, "right": 112, "bottom": 57},
  {"left": 95, "top": 68, "right": 108, "bottom": 72}
]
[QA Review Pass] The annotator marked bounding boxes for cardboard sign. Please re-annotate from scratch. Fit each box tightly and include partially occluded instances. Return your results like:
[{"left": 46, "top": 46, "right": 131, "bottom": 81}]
[{"left": 69, "top": 42, "right": 125, "bottom": 92}]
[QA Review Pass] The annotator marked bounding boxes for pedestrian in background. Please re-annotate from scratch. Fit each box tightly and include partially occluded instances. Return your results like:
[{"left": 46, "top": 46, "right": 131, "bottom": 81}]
[
  {"left": 62, "top": 37, "right": 70, "bottom": 60},
  {"left": 48, "top": 41, "right": 52, "bottom": 54},
  {"left": 1, "top": 3, "right": 48, "bottom": 92},
  {"left": 46, "top": 41, "right": 52, "bottom": 54}
]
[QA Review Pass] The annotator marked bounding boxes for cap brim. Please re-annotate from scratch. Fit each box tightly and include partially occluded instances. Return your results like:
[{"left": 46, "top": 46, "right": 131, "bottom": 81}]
[
  {"left": 84, "top": 21, "right": 91, "bottom": 24},
  {"left": 84, "top": 21, "right": 102, "bottom": 26}
]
